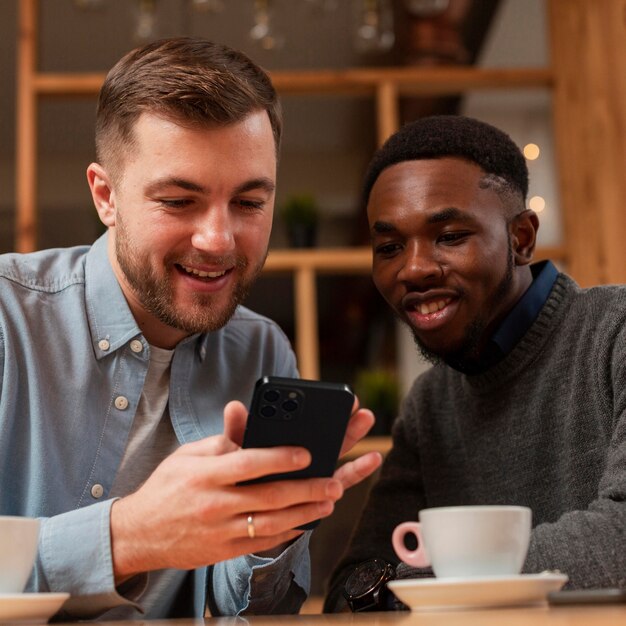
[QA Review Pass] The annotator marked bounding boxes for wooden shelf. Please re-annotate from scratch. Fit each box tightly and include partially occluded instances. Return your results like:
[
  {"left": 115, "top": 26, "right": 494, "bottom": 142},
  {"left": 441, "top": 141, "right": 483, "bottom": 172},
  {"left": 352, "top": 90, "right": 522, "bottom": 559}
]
[
  {"left": 345, "top": 436, "right": 392, "bottom": 460},
  {"left": 30, "top": 66, "right": 552, "bottom": 97},
  {"left": 264, "top": 247, "right": 372, "bottom": 273}
]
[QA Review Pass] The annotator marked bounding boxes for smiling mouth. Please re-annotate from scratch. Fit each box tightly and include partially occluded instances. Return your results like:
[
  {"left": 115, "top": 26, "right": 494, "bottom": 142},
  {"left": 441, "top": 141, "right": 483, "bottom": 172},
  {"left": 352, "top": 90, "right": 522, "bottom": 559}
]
[
  {"left": 413, "top": 298, "right": 451, "bottom": 315},
  {"left": 178, "top": 264, "right": 228, "bottom": 280}
]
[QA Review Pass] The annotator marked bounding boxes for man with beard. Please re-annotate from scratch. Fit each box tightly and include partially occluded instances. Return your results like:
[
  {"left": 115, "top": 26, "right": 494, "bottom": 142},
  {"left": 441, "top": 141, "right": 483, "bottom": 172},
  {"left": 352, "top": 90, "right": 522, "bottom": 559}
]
[
  {"left": 0, "top": 38, "right": 382, "bottom": 620},
  {"left": 324, "top": 115, "right": 626, "bottom": 612}
]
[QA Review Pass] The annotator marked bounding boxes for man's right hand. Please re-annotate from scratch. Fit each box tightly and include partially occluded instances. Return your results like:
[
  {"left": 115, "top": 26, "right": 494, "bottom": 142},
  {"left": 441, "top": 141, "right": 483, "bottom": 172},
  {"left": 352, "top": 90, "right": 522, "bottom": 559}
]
[{"left": 110, "top": 433, "right": 343, "bottom": 583}]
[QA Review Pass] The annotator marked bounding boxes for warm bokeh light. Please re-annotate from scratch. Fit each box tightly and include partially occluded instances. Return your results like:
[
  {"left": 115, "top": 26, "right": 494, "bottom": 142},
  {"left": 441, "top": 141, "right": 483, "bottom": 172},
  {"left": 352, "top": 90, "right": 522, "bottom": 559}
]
[
  {"left": 523, "top": 143, "right": 541, "bottom": 160},
  {"left": 529, "top": 195, "right": 546, "bottom": 213}
]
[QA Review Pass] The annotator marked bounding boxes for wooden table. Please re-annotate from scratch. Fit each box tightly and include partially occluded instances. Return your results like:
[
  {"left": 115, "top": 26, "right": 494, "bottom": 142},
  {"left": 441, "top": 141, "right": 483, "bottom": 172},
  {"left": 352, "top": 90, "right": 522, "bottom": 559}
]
[{"left": 57, "top": 605, "right": 626, "bottom": 626}]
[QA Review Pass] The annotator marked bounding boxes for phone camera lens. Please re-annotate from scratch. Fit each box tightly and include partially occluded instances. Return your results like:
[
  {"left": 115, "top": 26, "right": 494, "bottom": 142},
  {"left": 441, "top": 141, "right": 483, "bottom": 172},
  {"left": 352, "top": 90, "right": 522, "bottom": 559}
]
[
  {"left": 282, "top": 399, "right": 298, "bottom": 412},
  {"left": 263, "top": 389, "right": 280, "bottom": 403},
  {"left": 260, "top": 404, "right": 277, "bottom": 418}
]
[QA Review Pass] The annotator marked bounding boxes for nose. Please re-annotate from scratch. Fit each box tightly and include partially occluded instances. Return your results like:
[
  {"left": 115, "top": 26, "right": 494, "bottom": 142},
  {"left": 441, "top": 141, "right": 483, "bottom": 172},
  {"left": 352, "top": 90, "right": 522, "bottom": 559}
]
[
  {"left": 397, "top": 240, "right": 443, "bottom": 287},
  {"left": 190, "top": 205, "right": 236, "bottom": 256}
]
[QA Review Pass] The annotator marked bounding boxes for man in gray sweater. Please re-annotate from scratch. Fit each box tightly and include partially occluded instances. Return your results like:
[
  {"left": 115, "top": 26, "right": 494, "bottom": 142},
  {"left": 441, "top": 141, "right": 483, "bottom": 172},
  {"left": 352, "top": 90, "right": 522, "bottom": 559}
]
[{"left": 325, "top": 115, "right": 626, "bottom": 612}]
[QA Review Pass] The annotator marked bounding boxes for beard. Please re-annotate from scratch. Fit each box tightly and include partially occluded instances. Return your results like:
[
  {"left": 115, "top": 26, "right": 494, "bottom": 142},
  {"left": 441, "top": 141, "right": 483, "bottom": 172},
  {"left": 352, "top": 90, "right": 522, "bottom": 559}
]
[
  {"left": 411, "top": 239, "right": 515, "bottom": 370},
  {"left": 114, "top": 214, "right": 266, "bottom": 334}
]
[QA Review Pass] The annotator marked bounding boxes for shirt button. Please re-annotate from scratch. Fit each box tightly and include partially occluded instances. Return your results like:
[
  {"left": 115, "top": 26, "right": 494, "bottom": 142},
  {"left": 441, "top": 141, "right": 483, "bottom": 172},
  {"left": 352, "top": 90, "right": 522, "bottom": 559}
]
[
  {"left": 91, "top": 484, "right": 104, "bottom": 499},
  {"left": 115, "top": 396, "right": 129, "bottom": 410},
  {"left": 98, "top": 339, "right": 110, "bottom": 351},
  {"left": 130, "top": 339, "right": 143, "bottom": 353}
]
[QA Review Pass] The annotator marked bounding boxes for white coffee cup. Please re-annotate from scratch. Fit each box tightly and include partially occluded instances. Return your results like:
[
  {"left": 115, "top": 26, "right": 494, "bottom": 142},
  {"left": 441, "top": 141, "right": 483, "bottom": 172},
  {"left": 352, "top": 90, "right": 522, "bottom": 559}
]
[
  {"left": 392, "top": 505, "right": 531, "bottom": 578},
  {"left": 0, "top": 516, "right": 40, "bottom": 593}
]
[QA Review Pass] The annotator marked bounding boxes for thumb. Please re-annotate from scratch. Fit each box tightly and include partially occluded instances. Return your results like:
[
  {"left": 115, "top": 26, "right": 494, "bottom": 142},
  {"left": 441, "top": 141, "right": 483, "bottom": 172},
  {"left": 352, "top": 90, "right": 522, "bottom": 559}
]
[{"left": 223, "top": 400, "right": 248, "bottom": 446}]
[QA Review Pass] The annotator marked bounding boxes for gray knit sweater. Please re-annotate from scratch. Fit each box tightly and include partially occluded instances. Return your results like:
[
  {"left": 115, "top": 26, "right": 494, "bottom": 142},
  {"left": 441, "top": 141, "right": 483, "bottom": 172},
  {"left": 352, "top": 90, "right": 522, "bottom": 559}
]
[{"left": 326, "top": 273, "right": 626, "bottom": 610}]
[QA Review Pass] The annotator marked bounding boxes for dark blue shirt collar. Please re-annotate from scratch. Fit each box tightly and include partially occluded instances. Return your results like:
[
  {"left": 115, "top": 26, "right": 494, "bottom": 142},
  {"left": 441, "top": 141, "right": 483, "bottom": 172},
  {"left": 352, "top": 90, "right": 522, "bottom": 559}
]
[{"left": 491, "top": 260, "right": 559, "bottom": 356}]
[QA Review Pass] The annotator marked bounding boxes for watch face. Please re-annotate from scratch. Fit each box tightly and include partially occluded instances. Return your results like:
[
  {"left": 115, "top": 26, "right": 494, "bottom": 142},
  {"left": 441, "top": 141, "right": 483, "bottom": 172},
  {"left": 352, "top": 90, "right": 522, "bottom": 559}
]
[{"left": 345, "top": 559, "right": 385, "bottom": 597}]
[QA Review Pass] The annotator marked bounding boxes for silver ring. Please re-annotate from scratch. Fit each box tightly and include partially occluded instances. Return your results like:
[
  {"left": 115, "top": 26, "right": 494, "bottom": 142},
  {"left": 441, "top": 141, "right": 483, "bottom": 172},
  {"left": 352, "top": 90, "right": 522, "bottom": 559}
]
[{"left": 246, "top": 514, "right": 256, "bottom": 539}]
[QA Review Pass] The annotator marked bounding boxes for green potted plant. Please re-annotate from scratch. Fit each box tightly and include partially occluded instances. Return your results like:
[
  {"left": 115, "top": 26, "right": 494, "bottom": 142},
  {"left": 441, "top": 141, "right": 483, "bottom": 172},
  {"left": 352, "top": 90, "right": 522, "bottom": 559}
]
[
  {"left": 280, "top": 192, "right": 319, "bottom": 248},
  {"left": 354, "top": 368, "right": 400, "bottom": 436}
]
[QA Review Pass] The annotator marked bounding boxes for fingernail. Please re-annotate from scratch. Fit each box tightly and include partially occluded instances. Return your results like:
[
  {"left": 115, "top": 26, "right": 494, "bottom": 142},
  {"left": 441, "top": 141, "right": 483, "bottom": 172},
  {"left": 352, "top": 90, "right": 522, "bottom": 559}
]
[{"left": 293, "top": 449, "right": 310, "bottom": 466}]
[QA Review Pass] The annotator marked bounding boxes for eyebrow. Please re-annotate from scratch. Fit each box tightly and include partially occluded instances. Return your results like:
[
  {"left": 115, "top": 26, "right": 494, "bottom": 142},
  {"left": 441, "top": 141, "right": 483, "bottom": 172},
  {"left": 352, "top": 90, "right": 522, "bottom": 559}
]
[
  {"left": 233, "top": 177, "right": 276, "bottom": 195},
  {"left": 144, "top": 176, "right": 275, "bottom": 196},
  {"left": 371, "top": 221, "right": 396, "bottom": 234},
  {"left": 426, "top": 207, "right": 471, "bottom": 224},
  {"left": 371, "top": 207, "right": 472, "bottom": 234},
  {"left": 145, "top": 177, "right": 205, "bottom": 195}
]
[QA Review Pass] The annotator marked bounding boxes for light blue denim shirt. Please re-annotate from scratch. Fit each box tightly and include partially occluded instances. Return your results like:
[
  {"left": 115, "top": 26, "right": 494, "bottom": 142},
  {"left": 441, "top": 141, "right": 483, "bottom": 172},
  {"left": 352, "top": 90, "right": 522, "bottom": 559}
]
[{"left": 0, "top": 233, "right": 310, "bottom": 619}]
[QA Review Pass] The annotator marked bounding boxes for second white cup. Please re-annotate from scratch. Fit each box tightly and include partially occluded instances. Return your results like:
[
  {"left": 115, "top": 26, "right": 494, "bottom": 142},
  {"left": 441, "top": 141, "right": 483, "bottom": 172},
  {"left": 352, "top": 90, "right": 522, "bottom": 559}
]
[
  {"left": 0, "top": 516, "right": 40, "bottom": 593},
  {"left": 392, "top": 505, "right": 531, "bottom": 578}
]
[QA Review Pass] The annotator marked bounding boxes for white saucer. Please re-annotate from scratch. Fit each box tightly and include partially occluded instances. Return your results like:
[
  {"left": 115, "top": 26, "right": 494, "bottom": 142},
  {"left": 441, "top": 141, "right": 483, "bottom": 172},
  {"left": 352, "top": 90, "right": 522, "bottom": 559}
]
[
  {"left": 0, "top": 593, "right": 70, "bottom": 623},
  {"left": 387, "top": 572, "right": 568, "bottom": 611}
]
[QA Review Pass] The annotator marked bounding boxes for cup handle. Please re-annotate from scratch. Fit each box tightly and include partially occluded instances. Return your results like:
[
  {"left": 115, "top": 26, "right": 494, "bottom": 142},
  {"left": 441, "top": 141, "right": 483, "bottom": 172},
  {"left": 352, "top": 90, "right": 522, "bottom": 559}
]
[{"left": 392, "top": 521, "right": 430, "bottom": 568}]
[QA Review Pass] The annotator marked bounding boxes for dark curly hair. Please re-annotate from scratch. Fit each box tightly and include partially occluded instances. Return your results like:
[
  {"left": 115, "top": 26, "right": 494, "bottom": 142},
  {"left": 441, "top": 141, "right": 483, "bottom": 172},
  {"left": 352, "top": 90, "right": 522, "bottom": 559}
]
[{"left": 363, "top": 115, "right": 528, "bottom": 209}]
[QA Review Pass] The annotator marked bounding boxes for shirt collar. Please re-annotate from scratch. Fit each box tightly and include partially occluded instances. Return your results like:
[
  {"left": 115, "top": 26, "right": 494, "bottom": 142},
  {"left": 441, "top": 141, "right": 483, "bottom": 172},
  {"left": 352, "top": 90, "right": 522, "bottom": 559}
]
[
  {"left": 449, "top": 260, "right": 558, "bottom": 374},
  {"left": 490, "top": 260, "right": 559, "bottom": 355},
  {"left": 85, "top": 233, "right": 143, "bottom": 359},
  {"left": 85, "top": 233, "right": 209, "bottom": 361}
]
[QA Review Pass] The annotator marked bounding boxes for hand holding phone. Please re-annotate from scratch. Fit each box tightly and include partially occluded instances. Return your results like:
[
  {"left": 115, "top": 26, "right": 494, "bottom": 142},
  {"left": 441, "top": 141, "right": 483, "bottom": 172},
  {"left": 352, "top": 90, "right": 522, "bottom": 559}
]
[{"left": 239, "top": 376, "right": 355, "bottom": 528}]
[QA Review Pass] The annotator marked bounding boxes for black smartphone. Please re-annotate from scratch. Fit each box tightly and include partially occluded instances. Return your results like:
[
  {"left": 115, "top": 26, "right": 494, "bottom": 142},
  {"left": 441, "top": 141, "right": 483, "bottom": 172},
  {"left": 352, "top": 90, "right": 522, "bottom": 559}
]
[
  {"left": 547, "top": 588, "right": 626, "bottom": 605},
  {"left": 239, "top": 376, "right": 355, "bottom": 529}
]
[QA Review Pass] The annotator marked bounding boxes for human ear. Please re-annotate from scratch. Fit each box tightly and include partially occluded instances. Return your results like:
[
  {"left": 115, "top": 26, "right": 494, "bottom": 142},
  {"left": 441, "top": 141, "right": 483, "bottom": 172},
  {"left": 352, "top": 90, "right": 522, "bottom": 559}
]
[
  {"left": 511, "top": 209, "right": 539, "bottom": 266},
  {"left": 87, "top": 163, "right": 116, "bottom": 228}
]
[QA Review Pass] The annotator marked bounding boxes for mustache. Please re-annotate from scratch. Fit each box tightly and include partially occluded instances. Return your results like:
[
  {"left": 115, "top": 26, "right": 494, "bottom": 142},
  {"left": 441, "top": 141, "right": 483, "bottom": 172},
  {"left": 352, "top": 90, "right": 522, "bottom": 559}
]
[{"left": 168, "top": 255, "right": 249, "bottom": 270}]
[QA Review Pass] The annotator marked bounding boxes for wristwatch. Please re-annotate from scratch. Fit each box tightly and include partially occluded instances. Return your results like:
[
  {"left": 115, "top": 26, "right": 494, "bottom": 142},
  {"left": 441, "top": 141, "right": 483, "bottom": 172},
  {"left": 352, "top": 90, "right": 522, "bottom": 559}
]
[{"left": 342, "top": 558, "right": 396, "bottom": 612}]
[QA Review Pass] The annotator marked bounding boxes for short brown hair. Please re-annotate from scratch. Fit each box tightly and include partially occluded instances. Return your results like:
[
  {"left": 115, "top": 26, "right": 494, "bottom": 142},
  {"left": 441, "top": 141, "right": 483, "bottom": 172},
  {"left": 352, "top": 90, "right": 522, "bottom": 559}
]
[{"left": 95, "top": 37, "right": 282, "bottom": 177}]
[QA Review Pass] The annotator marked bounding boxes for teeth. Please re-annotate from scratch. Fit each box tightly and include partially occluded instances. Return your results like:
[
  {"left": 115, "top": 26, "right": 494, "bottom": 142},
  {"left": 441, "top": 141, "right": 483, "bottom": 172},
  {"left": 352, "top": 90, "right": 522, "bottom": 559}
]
[
  {"left": 181, "top": 264, "right": 226, "bottom": 278},
  {"left": 418, "top": 299, "right": 448, "bottom": 315}
]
